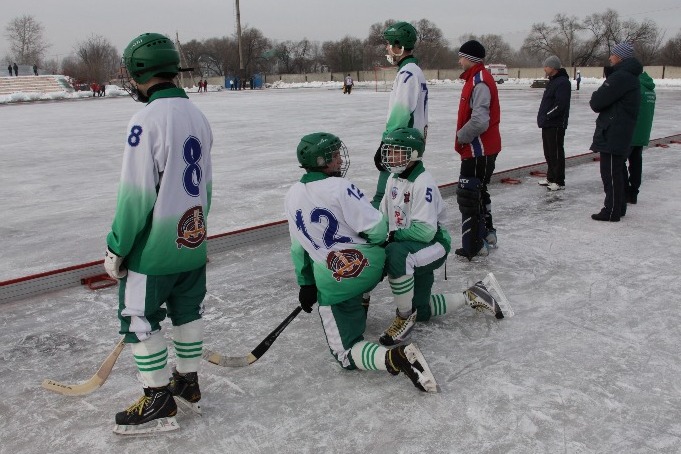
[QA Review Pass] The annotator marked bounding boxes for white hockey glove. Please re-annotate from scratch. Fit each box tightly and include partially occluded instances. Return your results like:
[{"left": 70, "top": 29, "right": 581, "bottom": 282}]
[{"left": 104, "top": 247, "right": 127, "bottom": 280}]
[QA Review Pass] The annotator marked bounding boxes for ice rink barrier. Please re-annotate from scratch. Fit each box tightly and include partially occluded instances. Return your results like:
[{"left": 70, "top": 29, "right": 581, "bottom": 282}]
[{"left": 1, "top": 134, "right": 678, "bottom": 305}]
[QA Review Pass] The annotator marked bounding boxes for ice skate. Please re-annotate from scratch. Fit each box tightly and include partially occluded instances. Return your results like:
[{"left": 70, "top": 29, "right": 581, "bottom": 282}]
[
  {"left": 113, "top": 386, "right": 179, "bottom": 435},
  {"left": 385, "top": 343, "right": 438, "bottom": 393},
  {"left": 169, "top": 369, "right": 202, "bottom": 415},
  {"left": 464, "top": 272, "right": 514, "bottom": 318},
  {"left": 379, "top": 309, "right": 417, "bottom": 346}
]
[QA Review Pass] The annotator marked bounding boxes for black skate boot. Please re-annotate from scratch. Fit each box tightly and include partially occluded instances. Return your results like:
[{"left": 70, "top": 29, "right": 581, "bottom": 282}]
[
  {"left": 385, "top": 343, "right": 438, "bottom": 393},
  {"left": 169, "top": 368, "right": 202, "bottom": 415},
  {"left": 113, "top": 386, "right": 178, "bottom": 435}
]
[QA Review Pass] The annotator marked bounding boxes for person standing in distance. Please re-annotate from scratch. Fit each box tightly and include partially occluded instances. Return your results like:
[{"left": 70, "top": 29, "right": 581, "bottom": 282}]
[
  {"left": 371, "top": 21, "right": 428, "bottom": 210},
  {"left": 589, "top": 42, "right": 642, "bottom": 222},
  {"left": 536, "top": 55, "right": 571, "bottom": 191},
  {"left": 454, "top": 40, "right": 501, "bottom": 260},
  {"left": 625, "top": 70, "right": 656, "bottom": 205},
  {"left": 104, "top": 32, "right": 213, "bottom": 434}
]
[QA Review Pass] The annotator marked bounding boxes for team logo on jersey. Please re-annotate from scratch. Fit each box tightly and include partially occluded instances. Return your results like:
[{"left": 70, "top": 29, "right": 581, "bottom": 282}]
[
  {"left": 326, "top": 249, "right": 368, "bottom": 281},
  {"left": 404, "top": 191, "right": 411, "bottom": 203},
  {"left": 176, "top": 206, "right": 206, "bottom": 249},
  {"left": 391, "top": 186, "right": 399, "bottom": 200}
]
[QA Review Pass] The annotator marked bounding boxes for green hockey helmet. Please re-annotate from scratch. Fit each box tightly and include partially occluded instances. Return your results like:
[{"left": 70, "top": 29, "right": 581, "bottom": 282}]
[
  {"left": 296, "top": 132, "right": 350, "bottom": 177},
  {"left": 381, "top": 127, "right": 425, "bottom": 174},
  {"left": 123, "top": 33, "right": 180, "bottom": 84},
  {"left": 383, "top": 21, "right": 418, "bottom": 50}
]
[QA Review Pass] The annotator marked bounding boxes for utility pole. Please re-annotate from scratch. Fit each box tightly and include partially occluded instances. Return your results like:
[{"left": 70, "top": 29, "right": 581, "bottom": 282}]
[
  {"left": 236, "top": 0, "right": 244, "bottom": 72},
  {"left": 175, "top": 32, "right": 196, "bottom": 88}
]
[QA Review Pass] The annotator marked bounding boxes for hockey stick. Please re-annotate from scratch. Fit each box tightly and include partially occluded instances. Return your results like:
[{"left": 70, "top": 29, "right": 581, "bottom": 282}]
[
  {"left": 41, "top": 337, "right": 125, "bottom": 396},
  {"left": 202, "top": 306, "right": 302, "bottom": 367}
]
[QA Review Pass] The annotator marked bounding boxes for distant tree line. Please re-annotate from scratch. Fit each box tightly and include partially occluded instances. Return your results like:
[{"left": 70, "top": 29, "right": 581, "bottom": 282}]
[{"left": 4, "top": 10, "right": 681, "bottom": 83}]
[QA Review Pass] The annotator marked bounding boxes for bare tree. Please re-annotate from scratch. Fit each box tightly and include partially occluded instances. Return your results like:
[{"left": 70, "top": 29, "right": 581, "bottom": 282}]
[
  {"left": 521, "top": 14, "right": 581, "bottom": 65},
  {"left": 414, "top": 19, "right": 451, "bottom": 68},
  {"left": 322, "top": 36, "right": 363, "bottom": 72},
  {"left": 4, "top": 15, "right": 50, "bottom": 65},
  {"left": 659, "top": 31, "right": 681, "bottom": 65},
  {"left": 582, "top": 9, "right": 662, "bottom": 64},
  {"left": 72, "top": 34, "right": 119, "bottom": 83},
  {"left": 238, "top": 27, "right": 272, "bottom": 76}
]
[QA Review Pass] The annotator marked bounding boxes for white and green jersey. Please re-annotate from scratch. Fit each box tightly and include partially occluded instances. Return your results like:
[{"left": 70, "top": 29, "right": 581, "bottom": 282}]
[
  {"left": 285, "top": 172, "right": 388, "bottom": 305},
  {"left": 384, "top": 56, "right": 429, "bottom": 140},
  {"left": 380, "top": 162, "right": 449, "bottom": 245},
  {"left": 107, "top": 87, "right": 213, "bottom": 275}
]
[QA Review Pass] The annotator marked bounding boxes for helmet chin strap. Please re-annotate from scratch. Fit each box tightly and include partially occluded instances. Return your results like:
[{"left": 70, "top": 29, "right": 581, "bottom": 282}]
[{"left": 386, "top": 45, "right": 405, "bottom": 65}]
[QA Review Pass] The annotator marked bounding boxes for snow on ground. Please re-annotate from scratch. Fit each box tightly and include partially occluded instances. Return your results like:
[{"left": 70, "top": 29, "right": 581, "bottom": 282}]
[{"left": 0, "top": 83, "right": 680, "bottom": 453}]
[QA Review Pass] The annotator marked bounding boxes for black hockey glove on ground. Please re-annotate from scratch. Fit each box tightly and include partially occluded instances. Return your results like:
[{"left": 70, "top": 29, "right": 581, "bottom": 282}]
[
  {"left": 374, "top": 142, "right": 387, "bottom": 171},
  {"left": 298, "top": 285, "right": 318, "bottom": 313}
]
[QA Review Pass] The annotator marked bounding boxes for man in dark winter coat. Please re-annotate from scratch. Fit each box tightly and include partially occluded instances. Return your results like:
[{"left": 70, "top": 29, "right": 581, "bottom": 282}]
[
  {"left": 589, "top": 42, "right": 642, "bottom": 222},
  {"left": 537, "top": 55, "right": 571, "bottom": 191}
]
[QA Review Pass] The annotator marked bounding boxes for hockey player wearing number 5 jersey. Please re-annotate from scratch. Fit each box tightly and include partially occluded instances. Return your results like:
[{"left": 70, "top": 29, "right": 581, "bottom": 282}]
[
  {"left": 371, "top": 21, "right": 428, "bottom": 210},
  {"left": 284, "top": 132, "right": 439, "bottom": 393},
  {"left": 104, "top": 33, "right": 212, "bottom": 434},
  {"left": 377, "top": 128, "right": 509, "bottom": 346}
]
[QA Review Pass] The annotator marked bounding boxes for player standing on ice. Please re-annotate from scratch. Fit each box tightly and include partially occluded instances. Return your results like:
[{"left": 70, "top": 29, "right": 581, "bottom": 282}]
[
  {"left": 284, "top": 132, "right": 438, "bottom": 393},
  {"left": 371, "top": 21, "right": 428, "bottom": 210},
  {"left": 377, "top": 127, "right": 511, "bottom": 346},
  {"left": 365, "top": 21, "right": 428, "bottom": 311},
  {"left": 104, "top": 32, "right": 213, "bottom": 434}
]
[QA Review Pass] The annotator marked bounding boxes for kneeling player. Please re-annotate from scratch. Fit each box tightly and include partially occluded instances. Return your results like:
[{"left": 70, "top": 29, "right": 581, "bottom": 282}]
[
  {"left": 377, "top": 128, "right": 510, "bottom": 346},
  {"left": 284, "top": 132, "right": 438, "bottom": 393}
]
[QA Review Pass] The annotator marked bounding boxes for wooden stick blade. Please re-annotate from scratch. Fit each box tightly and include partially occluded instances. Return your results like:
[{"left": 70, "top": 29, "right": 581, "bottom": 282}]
[
  {"left": 41, "top": 338, "right": 125, "bottom": 396},
  {"left": 201, "top": 348, "right": 253, "bottom": 367}
]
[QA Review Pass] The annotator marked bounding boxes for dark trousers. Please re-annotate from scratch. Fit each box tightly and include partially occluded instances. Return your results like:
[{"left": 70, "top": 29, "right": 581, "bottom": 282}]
[
  {"left": 460, "top": 154, "right": 497, "bottom": 229},
  {"left": 541, "top": 127, "right": 566, "bottom": 186},
  {"left": 599, "top": 152, "right": 626, "bottom": 220},
  {"left": 625, "top": 146, "right": 643, "bottom": 196}
]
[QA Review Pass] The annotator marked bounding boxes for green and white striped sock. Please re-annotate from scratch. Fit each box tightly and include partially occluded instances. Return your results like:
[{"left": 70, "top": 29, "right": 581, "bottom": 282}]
[
  {"left": 131, "top": 333, "right": 169, "bottom": 387},
  {"left": 173, "top": 319, "right": 204, "bottom": 373},
  {"left": 350, "top": 341, "right": 388, "bottom": 371},
  {"left": 389, "top": 275, "right": 414, "bottom": 314},
  {"left": 430, "top": 293, "right": 466, "bottom": 317}
]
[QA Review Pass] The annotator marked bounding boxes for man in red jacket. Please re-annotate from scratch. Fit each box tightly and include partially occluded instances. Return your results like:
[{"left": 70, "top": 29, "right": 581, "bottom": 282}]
[{"left": 454, "top": 40, "right": 501, "bottom": 260}]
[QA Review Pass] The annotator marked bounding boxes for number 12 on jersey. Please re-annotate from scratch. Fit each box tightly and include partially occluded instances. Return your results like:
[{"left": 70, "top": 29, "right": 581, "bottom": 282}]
[{"left": 295, "top": 208, "right": 352, "bottom": 250}]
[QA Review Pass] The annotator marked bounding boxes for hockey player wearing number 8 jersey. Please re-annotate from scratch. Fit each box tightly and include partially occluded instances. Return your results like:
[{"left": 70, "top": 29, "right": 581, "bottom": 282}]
[
  {"left": 104, "top": 33, "right": 212, "bottom": 434},
  {"left": 377, "top": 128, "right": 508, "bottom": 347},
  {"left": 284, "top": 132, "right": 438, "bottom": 393}
]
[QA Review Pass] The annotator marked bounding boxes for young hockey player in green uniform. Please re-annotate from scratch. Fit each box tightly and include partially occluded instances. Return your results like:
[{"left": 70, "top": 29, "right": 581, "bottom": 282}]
[
  {"left": 104, "top": 33, "right": 213, "bottom": 434},
  {"left": 376, "top": 127, "right": 512, "bottom": 346},
  {"left": 285, "top": 131, "right": 439, "bottom": 393}
]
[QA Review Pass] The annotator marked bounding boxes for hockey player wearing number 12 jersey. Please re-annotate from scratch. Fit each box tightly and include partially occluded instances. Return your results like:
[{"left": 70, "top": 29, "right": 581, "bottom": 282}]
[
  {"left": 377, "top": 128, "right": 508, "bottom": 347},
  {"left": 284, "top": 132, "right": 438, "bottom": 393},
  {"left": 104, "top": 33, "right": 212, "bottom": 434}
]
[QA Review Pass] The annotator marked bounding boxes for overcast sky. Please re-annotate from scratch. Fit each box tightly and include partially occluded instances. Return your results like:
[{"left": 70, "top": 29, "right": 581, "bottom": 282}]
[{"left": 2, "top": 0, "right": 681, "bottom": 62}]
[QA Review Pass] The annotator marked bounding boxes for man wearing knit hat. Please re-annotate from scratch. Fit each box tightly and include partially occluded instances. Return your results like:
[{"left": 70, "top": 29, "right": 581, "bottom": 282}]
[
  {"left": 454, "top": 40, "right": 501, "bottom": 260},
  {"left": 536, "top": 55, "right": 571, "bottom": 191},
  {"left": 588, "top": 41, "right": 642, "bottom": 222}
]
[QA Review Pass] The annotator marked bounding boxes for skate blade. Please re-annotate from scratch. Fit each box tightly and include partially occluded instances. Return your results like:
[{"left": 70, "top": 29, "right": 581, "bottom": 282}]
[
  {"left": 174, "top": 396, "right": 202, "bottom": 415},
  {"left": 404, "top": 343, "right": 439, "bottom": 393},
  {"left": 113, "top": 416, "right": 179, "bottom": 435},
  {"left": 481, "top": 273, "right": 514, "bottom": 318}
]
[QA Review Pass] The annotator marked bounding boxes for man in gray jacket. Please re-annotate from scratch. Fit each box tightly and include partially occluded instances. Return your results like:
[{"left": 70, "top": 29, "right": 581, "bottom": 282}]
[{"left": 536, "top": 55, "right": 571, "bottom": 191}]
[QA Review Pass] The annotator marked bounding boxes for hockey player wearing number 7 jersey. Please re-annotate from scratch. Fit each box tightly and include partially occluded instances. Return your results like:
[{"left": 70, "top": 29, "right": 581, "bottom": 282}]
[
  {"left": 377, "top": 128, "right": 510, "bottom": 347},
  {"left": 284, "top": 132, "right": 438, "bottom": 393},
  {"left": 371, "top": 21, "right": 428, "bottom": 210}
]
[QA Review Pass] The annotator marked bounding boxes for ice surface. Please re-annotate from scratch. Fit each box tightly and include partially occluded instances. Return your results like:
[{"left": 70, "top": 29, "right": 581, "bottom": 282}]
[{"left": 1, "top": 83, "right": 680, "bottom": 453}]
